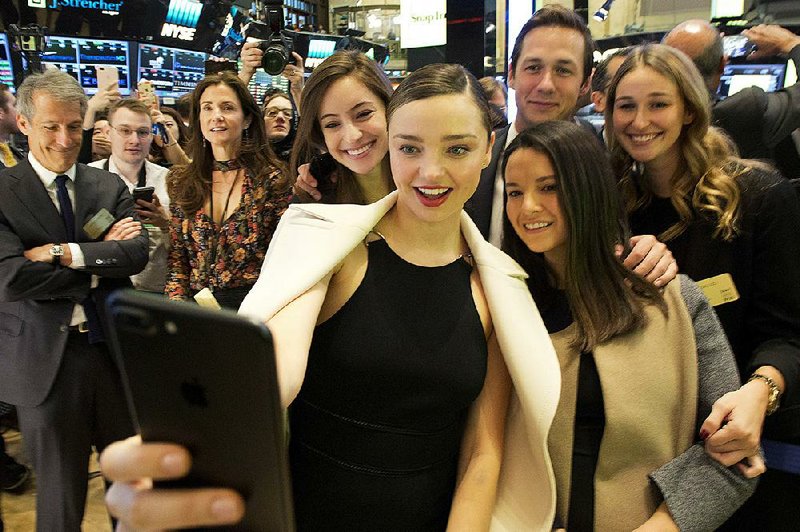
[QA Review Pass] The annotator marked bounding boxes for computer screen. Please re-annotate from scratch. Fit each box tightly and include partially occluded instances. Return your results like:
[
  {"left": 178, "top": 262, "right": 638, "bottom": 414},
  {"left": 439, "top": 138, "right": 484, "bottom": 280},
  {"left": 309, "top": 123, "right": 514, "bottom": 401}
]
[
  {"left": 0, "top": 33, "right": 14, "bottom": 92},
  {"left": 717, "top": 63, "right": 786, "bottom": 99},
  {"left": 138, "top": 43, "right": 206, "bottom": 100},
  {"left": 41, "top": 36, "right": 132, "bottom": 95},
  {"left": 304, "top": 38, "right": 337, "bottom": 71}
]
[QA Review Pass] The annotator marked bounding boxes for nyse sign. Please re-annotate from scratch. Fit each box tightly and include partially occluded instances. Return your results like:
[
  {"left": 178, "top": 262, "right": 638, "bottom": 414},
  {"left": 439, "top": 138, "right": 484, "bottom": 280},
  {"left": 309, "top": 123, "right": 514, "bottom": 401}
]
[{"left": 161, "top": 23, "right": 196, "bottom": 41}]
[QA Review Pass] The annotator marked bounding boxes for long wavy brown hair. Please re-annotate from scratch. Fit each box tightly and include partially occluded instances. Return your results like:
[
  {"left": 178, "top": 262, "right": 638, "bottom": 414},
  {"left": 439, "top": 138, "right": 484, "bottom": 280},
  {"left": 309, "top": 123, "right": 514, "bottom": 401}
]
[
  {"left": 168, "top": 72, "right": 288, "bottom": 214},
  {"left": 606, "top": 44, "right": 744, "bottom": 241},
  {"left": 290, "top": 50, "right": 394, "bottom": 204}
]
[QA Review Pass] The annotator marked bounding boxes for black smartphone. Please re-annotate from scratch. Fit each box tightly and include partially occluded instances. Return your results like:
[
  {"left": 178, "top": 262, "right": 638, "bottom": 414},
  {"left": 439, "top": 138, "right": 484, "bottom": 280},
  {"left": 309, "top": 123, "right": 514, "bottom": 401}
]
[
  {"left": 105, "top": 290, "right": 295, "bottom": 532},
  {"left": 132, "top": 186, "right": 155, "bottom": 204},
  {"left": 308, "top": 152, "right": 338, "bottom": 199},
  {"left": 152, "top": 122, "right": 169, "bottom": 144}
]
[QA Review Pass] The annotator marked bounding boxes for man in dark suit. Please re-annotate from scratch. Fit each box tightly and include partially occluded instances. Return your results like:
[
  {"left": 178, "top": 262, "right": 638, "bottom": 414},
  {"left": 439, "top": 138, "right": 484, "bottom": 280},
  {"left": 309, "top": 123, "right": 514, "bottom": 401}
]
[
  {"left": 663, "top": 21, "right": 800, "bottom": 178},
  {"left": 0, "top": 70, "right": 148, "bottom": 531},
  {"left": 465, "top": 5, "right": 596, "bottom": 245},
  {"left": 0, "top": 81, "right": 30, "bottom": 532}
]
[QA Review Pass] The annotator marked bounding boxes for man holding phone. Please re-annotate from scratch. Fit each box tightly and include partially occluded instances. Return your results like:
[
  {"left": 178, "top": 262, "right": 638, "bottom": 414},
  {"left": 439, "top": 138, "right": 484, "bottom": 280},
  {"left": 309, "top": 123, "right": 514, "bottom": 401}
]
[
  {"left": 663, "top": 22, "right": 800, "bottom": 174},
  {"left": 89, "top": 98, "right": 170, "bottom": 293}
]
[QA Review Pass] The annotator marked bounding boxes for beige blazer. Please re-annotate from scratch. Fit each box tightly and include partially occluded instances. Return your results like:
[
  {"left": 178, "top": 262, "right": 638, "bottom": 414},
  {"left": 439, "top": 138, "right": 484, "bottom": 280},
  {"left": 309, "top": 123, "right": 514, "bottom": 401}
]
[{"left": 240, "top": 192, "right": 560, "bottom": 531}]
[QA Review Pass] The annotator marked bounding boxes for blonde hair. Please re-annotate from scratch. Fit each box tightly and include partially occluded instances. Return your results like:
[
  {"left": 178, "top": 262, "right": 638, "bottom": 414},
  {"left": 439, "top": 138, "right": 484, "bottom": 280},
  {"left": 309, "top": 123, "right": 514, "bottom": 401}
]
[{"left": 606, "top": 44, "right": 744, "bottom": 241}]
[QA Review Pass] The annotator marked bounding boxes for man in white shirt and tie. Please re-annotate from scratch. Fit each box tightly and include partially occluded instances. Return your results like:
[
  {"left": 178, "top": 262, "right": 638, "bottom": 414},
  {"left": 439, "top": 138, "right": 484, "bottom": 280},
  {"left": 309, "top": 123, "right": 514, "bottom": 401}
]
[{"left": 0, "top": 69, "right": 148, "bottom": 531}]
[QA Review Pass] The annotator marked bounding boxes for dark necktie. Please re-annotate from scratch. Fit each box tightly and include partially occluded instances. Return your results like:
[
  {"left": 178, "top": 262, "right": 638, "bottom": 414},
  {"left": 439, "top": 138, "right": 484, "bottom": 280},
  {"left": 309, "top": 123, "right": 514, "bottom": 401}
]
[
  {"left": 55, "top": 174, "right": 104, "bottom": 343},
  {"left": 54, "top": 175, "right": 75, "bottom": 241}
]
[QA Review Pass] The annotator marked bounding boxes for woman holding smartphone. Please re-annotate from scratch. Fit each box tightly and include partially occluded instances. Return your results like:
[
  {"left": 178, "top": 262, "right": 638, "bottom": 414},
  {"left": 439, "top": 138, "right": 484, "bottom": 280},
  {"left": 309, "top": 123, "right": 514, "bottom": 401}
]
[
  {"left": 150, "top": 107, "right": 190, "bottom": 167},
  {"left": 101, "top": 64, "right": 561, "bottom": 530}
]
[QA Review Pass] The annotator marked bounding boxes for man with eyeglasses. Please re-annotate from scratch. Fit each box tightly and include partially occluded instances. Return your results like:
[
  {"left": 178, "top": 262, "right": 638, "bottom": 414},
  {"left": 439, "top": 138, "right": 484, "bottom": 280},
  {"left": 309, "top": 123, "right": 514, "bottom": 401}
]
[{"left": 89, "top": 98, "right": 170, "bottom": 293}]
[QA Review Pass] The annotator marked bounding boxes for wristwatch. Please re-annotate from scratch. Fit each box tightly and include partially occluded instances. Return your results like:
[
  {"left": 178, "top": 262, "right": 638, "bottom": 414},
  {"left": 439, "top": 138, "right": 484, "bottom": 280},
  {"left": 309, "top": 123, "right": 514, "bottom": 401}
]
[
  {"left": 49, "top": 244, "right": 64, "bottom": 265},
  {"left": 748, "top": 373, "right": 782, "bottom": 415}
]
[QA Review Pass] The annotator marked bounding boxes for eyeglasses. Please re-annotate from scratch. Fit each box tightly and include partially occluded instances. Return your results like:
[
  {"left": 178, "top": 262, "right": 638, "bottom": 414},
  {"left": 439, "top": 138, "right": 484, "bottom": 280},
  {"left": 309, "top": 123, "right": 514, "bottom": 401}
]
[
  {"left": 264, "top": 107, "right": 293, "bottom": 119},
  {"left": 110, "top": 125, "right": 152, "bottom": 139}
]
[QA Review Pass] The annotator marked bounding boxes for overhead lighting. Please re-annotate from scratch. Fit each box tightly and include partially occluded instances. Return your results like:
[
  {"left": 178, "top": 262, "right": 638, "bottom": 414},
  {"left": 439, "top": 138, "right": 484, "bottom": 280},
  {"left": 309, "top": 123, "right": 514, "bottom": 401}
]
[{"left": 593, "top": 0, "right": 614, "bottom": 22}]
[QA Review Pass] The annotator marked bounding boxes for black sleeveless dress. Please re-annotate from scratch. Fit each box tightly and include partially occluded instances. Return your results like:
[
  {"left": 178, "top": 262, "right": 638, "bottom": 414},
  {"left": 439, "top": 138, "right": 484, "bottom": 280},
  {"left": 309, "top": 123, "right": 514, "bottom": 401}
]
[{"left": 289, "top": 238, "right": 488, "bottom": 531}]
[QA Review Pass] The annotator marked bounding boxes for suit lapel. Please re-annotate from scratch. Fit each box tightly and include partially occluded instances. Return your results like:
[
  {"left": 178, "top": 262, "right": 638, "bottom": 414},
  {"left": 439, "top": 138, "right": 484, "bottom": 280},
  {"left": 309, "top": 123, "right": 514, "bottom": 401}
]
[
  {"left": 467, "top": 124, "right": 510, "bottom": 237},
  {"left": 7, "top": 159, "right": 68, "bottom": 241}
]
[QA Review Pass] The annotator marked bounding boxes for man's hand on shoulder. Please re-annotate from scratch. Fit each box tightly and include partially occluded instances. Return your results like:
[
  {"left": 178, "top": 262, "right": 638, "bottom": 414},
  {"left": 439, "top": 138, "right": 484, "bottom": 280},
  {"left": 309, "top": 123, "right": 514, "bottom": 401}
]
[{"left": 619, "top": 235, "right": 678, "bottom": 288}]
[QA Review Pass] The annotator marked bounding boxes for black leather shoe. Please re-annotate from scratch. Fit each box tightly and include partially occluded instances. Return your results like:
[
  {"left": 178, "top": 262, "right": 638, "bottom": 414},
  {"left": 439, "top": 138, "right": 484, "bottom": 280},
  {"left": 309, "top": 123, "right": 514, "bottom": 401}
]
[{"left": 0, "top": 455, "right": 30, "bottom": 493}]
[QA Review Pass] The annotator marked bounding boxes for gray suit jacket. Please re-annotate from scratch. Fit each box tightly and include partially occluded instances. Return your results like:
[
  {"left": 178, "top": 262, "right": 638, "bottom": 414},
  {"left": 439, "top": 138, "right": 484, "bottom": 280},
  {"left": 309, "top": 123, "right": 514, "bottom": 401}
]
[{"left": 0, "top": 159, "right": 149, "bottom": 406}]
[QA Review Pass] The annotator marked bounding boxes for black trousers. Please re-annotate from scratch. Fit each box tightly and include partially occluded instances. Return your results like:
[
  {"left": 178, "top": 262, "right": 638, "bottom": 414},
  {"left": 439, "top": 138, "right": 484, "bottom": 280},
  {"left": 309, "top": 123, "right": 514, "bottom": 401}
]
[{"left": 16, "top": 332, "right": 134, "bottom": 532}]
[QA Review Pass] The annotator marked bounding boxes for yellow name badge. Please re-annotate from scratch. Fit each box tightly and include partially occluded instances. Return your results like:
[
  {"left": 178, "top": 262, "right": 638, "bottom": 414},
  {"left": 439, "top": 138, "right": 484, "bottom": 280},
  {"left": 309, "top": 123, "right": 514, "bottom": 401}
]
[{"left": 697, "top": 273, "right": 740, "bottom": 307}]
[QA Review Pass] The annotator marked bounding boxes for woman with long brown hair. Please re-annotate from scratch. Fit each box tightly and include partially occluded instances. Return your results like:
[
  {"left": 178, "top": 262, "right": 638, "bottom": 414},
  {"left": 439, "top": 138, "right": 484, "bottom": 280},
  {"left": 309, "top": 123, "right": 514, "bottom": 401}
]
[
  {"left": 165, "top": 72, "right": 291, "bottom": 310},
  {"left": 607, "top": 43, "right": 800, "bottom": 528},
  {"left": 290, "top": 50, "right": 395, "bottom": 204},
  {"left": 503, "top": 121, "right": 757, "bottom": 531}
]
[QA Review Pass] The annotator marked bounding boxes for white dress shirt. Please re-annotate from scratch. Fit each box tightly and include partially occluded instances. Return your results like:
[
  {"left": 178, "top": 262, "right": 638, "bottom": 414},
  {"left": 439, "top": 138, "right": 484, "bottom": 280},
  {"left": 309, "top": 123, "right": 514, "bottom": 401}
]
[
  {"left": 488, "top": 123, "right": 519, "bottom": 247},
  {"left": 28, "top": 152, "right": 91, "bottom": 325},
  {"left": 89, "top": 157, "right": 170, "bottom": 292}
]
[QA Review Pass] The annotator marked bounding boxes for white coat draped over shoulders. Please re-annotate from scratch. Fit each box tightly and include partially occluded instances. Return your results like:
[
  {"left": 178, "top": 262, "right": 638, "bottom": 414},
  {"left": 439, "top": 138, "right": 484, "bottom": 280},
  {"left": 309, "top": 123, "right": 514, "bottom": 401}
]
[{"left": 239, "top": 192, "right": 560, "bottom": 531}]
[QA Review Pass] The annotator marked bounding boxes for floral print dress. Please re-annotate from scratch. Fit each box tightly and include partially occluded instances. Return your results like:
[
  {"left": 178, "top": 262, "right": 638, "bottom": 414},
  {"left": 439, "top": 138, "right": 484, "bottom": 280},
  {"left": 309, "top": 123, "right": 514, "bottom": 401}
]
[{"left": 166, "top": 167, "right": 291, "bottom": 308}]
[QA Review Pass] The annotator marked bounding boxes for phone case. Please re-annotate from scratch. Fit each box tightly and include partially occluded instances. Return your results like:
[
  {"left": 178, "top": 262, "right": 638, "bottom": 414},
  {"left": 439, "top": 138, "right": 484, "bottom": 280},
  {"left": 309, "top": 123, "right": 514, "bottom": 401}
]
[
  {"left": 137, "top": 79, "right": 158, "bottom": 110},
  {"left": 96, "top": 66, "right": 119, "bottom": 91},
  {"left": 105, "top": 291, "right": 296, "bottom": 532},
  {"left": 132, "top": 186, "right": 155, "bottom": 203}
]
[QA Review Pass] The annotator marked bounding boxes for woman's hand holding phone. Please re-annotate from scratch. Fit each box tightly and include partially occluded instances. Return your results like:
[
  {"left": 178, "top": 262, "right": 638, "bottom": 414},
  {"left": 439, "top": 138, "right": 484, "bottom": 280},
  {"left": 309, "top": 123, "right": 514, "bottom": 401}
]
[{"left": 102, "top": 436, "right": 246, "bottom": 528}]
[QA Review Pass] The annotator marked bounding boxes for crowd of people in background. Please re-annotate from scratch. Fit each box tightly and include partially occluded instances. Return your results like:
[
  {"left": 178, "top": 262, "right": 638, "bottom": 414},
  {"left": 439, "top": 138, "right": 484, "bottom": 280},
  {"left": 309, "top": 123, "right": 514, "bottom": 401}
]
[{"left": 0, "top": 4, "right": 798, "bottom": 531}]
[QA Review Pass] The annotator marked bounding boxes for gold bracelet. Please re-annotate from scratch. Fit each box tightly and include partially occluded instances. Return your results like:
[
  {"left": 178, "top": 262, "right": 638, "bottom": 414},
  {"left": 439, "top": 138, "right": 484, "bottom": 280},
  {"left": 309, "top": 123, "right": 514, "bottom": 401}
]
[{"left": 748, "top": 373, "right": 782, "bottom": 415}]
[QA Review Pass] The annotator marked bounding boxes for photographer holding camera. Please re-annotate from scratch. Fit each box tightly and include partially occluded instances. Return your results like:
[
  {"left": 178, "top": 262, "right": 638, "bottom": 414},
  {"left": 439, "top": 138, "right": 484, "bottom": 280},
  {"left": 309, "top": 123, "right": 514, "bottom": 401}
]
[{"left": 239, "top": 40, "right": 305, "bottom": 110}]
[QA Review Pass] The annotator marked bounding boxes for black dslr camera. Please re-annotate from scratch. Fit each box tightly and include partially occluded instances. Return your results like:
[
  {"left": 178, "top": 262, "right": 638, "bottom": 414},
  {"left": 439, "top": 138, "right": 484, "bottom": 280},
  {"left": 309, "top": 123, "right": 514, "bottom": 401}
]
[{"left": 247, "top": 0, "right": 294, "bottom": 76}]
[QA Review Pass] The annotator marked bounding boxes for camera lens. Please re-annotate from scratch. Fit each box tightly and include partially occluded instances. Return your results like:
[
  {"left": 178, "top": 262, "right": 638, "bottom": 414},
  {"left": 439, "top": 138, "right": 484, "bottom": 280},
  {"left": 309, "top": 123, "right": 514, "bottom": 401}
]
[{"left": 261, "top": 45, "right": 288, "bottom": 75}]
